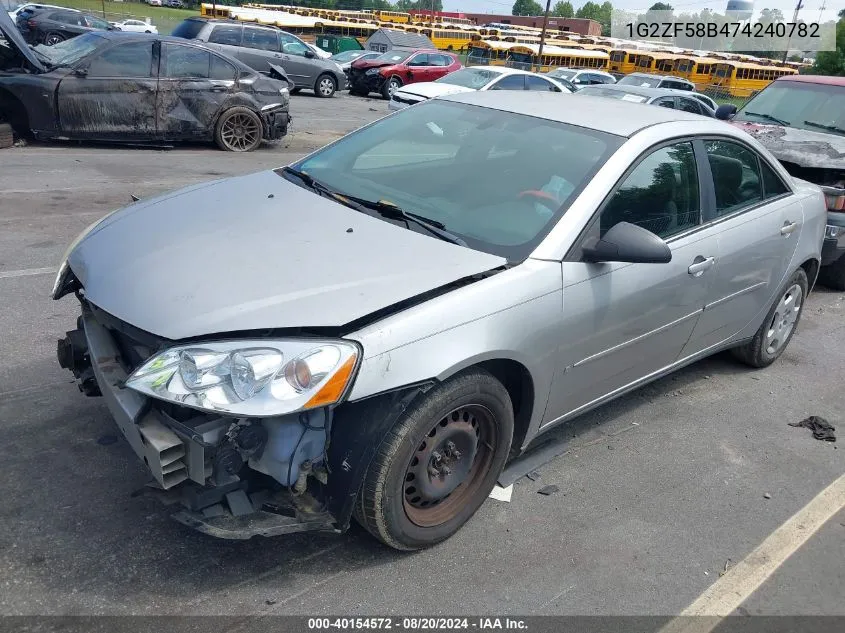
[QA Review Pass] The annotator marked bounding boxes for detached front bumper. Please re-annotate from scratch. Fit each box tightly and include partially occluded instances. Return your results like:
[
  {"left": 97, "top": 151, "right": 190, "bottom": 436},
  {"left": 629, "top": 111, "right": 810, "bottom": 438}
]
[
  {"left": 57, "top": 303, "right": 338, "bottom": 539},
  {"left": 261, "top": 105, "right": 290, "bottom": 141}
]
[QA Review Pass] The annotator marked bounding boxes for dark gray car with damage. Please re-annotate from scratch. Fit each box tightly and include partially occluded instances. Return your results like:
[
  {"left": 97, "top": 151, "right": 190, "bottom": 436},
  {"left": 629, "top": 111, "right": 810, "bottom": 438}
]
[{"left": 0, "top": 12, "right": 291, "bottom": 151}]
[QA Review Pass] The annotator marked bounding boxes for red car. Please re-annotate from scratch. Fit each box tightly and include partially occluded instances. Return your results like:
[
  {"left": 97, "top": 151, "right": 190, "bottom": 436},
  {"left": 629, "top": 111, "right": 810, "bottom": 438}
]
[{"left": 348, "top": 49, "right": 462, "bottom": 99}]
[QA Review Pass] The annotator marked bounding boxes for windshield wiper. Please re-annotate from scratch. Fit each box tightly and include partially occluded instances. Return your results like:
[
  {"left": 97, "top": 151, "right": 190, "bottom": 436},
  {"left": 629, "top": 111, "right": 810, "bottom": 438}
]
[
  {"left": 743, "top": 111, "right": 789, "bottom": 126},
  {"left": 803, "top": 120, "right": 845, "bottom": 135},
  {"left": 281, "top": 166, "right": 466, "bottom": 246}
]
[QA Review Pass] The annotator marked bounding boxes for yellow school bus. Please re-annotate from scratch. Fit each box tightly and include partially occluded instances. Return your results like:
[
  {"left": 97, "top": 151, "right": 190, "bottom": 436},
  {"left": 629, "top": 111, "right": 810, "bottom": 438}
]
[
  {"left": 608, "top": 49, "right": 648, "bottom": 74},
  {"left": 428, "top": 28, "right": 476, "bottom": 51},
  {"left": 707, "top": 61, "right": 798, "bottom": 98},
  {"left": 506, "top": 44, "right": 610, "bottom": 72},
  {"left": 635, "top": 52, "right": 694, "bottom": 75},
  {"left": 675, "top": 57, "right": 720, "bottom": 90},
  {"left": 466, "top": 40, "right": 514, "bottom": 67},
  {"left": 372, "top": 10, "right": 411, "bottom": 24}
]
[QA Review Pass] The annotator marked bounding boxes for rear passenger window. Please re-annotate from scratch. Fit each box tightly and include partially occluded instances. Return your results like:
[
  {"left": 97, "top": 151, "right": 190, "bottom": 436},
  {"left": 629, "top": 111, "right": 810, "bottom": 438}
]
[
  {"left": 705, "top": 140, "right": 763, "bottom": 216},
  {"left": 208, "top": 24, "right": 242, "bottom": 46},
  {"left": 210, "top": 55, "right": 237, "bottom": 80},
  {"left": 655, "top": 97, "right": 675, "bottom": 109},
  {"left": 87, "top": 41, "right": 154, "bottom": 77},
  {"left": 490, "top": 74, "right": 525, "bottom": 90},
  {"left": 526, "top": 75, "right": 557, "bottom": 91},
  {"left": 601, "top": 142, "right": 700, "bottom": 239},
  {"left": 162, "top": 43, "right": 209, "bottom": 79},
  {"left": 761, "top": 160, "right": 790, "bottom": 199},
  {"left": 242, "top": 27, "right": 279, "bottom": 52},
  {"left": 678, "top": 98, "right": 701, "bottom": 114}
]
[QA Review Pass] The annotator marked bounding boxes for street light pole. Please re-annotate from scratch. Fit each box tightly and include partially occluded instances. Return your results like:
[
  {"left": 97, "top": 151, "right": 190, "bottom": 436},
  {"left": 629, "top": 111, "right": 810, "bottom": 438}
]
[{"left": 535, "top": 0, "right": 552, "bottom": 73}]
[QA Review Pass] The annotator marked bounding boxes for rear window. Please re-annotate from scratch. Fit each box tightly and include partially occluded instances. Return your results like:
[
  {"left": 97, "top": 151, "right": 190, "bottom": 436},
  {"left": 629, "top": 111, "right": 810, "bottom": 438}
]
[{"left": 170, "top": 19, "right": 205, "bottom": 41}]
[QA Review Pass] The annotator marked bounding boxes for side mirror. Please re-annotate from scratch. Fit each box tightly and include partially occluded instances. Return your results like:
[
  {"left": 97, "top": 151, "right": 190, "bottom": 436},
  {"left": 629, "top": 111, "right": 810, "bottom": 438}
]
[
  {"left": 304, "top": 49, "right": 316, "bottom": 59},
  {"left": 582, "top": 221, "right": 672, "bottom": 264},
  {"left": 715, "top": 103, "right": 737, "bottom": 121}
]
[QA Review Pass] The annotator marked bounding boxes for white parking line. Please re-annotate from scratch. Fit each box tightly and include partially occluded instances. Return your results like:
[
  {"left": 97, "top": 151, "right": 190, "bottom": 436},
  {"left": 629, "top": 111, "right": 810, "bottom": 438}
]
[
  {"left": 0, "top": 267, "right": 56, "bottom": 279},
  {"left": 660, "top": 473, "right": 845, "bottom": 633}
]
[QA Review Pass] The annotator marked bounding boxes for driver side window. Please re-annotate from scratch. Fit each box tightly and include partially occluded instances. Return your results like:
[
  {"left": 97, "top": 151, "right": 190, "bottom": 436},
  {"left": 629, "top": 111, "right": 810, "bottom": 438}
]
[
  {"left": 279, "top": 33, "right": 309, "bottom": 56},
  {"left": 600, "top": 142, "right": 701, "bottom": 239},
  {"left": 408, "top": 54, "right": 429, "bottom": 67},
  {"left": 87, "top": 41, "right": 154, "bottom": 78}
]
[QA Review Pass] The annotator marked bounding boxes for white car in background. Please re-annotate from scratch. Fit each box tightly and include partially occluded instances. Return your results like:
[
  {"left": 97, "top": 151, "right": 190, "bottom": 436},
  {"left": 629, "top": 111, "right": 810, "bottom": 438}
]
[
  {"left": 545, "top": 67, "right": 617, "bottom": 88},
  {"left": 388, "top": 66, "right": 571, "bottom": 111},
  {"left": 146, "top": 0, "right": 162, "bottom": 6},
  {"left": 111, "top": 18, "right": 157, "bottom": 33}
]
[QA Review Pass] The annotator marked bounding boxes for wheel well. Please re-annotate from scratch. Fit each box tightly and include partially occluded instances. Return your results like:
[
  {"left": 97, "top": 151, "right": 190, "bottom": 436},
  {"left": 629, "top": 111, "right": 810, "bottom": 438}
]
[
  {"left": 800, "top": 258, "right": 820, "bottom": 290},
  {"left": 475, "top": 359, "right": 534, "bottom": 458},
  {"left": 0, "top": 89, "right": 30, "bottom": 138}
]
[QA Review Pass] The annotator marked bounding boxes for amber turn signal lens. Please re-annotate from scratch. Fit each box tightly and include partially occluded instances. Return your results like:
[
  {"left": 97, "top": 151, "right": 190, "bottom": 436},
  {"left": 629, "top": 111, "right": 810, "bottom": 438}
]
[{"left": 304, "top": 354, "right": 358, "bottom": 409}]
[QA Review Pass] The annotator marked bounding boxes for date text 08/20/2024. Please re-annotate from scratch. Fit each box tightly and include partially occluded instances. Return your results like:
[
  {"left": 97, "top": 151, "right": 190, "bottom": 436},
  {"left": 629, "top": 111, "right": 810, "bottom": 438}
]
[{"left": 307, "top": 618, "right": 528, "bottom": 630}]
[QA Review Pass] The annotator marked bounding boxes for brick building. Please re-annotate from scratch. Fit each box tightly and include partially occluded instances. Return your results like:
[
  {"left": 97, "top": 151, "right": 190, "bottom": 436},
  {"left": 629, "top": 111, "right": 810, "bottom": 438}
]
[{"left": 462, "top": 14, "right": 602, "bottom": 36}]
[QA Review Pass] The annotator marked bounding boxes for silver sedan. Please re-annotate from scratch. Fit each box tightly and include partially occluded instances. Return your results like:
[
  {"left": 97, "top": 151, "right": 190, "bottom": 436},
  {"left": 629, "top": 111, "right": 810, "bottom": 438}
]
[{"left": 53, "top": 92, "right": 826, "bottom": 550}]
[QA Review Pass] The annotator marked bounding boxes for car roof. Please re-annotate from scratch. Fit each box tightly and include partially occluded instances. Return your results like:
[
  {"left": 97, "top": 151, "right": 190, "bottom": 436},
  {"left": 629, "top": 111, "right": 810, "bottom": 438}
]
[
  {"left": 776, "top": 74, "right": 845, "bottom": 87},
  {"left": 580, "top": 84, "right": 683, "bottom": 98},
  {"left": 439, "top": 91, "right": 714, "bottom": 137},
  {"left": 624, "top": 72, "right": 692, "bottom": 82}
]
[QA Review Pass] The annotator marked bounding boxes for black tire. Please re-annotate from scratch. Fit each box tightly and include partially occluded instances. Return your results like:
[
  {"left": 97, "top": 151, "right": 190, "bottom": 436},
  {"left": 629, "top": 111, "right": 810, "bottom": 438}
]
[
  {"left": 354, "top": 369, "right": 514, "bottom": 551},
  {"left": 314, "top": 73, "right": 337, "bottom": 98},
  {"left": 44, "top": 32, "right": 64, "bottom": 46},
  {"left": 0, "top": 123, "right": 13, "bottom": 149},
  {"left": 731, "top": 268, "right": 808, "bottom": 368},
  {"left": 817, "top": 255, "right": 845, "bottom": 291},
  {"left": 381, "top": 76, "right": 401, "bottom": 100},
  {"left": 213, "top": 106, "right": 262, "bottom": 152}
]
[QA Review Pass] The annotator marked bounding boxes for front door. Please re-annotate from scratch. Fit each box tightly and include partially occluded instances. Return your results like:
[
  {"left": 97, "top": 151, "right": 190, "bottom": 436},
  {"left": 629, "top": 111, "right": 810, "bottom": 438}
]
[
  {"left": 156, "top": 42, "right": 237, "bottom": 140},
  {"left": 56, "top": 40, "right": 157, "bottom": 139},
  {"left": 277, "top": 32, "right": 318, "bottom": 87},
  {"left": 405, "top": 53, "right": 434, "bottom": 84},
  {"left": 544, "top": 141, "right": 718, "bottom": 425},
  {"left": 681, "top": 138, "right": 802, "bottom": 355}
]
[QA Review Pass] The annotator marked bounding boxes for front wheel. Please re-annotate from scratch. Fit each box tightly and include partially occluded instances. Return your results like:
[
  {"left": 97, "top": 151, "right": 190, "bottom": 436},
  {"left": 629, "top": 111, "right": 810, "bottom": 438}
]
[
  {"left": 214, "top": 107, "right": 262, "bottom": 152},
  {"left": 354, "top": 369, "right": 514, "bottom": 550},
  {"left": 315, "top": 73, "right": 337, "bottom": 98},
  {"left": 731, "top": 268, "right": 808, "bottom": 368},
  {"left": 44, "top": 32, "right": 64, "bottom": 46},
  {"left": 381, "top": 77, "right": 401, "bottom": 100}
]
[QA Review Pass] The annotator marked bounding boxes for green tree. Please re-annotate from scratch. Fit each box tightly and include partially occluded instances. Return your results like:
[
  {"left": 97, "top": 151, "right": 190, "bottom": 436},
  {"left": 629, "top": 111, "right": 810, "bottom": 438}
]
[
  {"left": 812, "top": 16, "right": 845, "bottom": 76},
  {"left": 598, "top": 1, "right": 613, "bottom": 35},
  {"left": 648, "top": 2, "right": 673, "bottom": 10},
  {"left": 759, "top": 8, "right": 785, "bottom": 23},
  {"left": 551, "top": 1, "right": 573, "bottom": 18},
  {"left": 512, "top": 0, "right": 543, "bottom": 16},
  {"left": 575, "top": 1, "right": 601, "bottom": 20}
]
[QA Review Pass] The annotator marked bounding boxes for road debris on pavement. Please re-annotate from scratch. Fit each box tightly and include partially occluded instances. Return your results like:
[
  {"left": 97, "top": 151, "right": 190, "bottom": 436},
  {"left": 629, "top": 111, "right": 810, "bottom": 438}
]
[
  {"left": 489, "top": 484, "right": 513, "bottom": 502},
  {"left": 788, "top": 416, "right": 836, "bottom": 442},
  {"left": 537, "top": 485, "right": 560, "bottom": 496}
]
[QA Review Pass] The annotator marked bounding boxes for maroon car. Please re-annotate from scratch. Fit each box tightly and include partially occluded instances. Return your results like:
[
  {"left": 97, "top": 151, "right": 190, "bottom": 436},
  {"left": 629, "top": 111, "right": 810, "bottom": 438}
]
[{"left": 348, "top": 49, "right": 462, "bottom": 99}]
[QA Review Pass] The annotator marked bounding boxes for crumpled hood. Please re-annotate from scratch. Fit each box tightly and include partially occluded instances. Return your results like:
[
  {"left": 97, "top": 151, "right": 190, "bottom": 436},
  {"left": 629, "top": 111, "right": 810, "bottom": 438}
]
[
  {"left": 395, "top": 82, "right": 473, "bottom": 100},
  {"left": 351, "top": 59, "right": 395, "bottom": 71},
  {"left": 68, "top": 170, "right": 506, "bottom": 340},
  {"left": 0, "top": 9, "right": 46, "bottom": 72},
  {"left": 730, "top": 121, "right": 845, "bottom": 170}
]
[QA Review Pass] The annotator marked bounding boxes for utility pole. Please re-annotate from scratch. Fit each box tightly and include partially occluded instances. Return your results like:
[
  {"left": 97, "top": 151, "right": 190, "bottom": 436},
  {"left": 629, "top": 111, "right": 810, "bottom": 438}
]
[
  {"left": 782, "top": 0, "right": 804, "bottom": 62},
  {"left": 535, "top": 0, "right": 552, "bottom": 73},
  {"left": 101, "top": 0, "right": 105, "bottom": 19}
]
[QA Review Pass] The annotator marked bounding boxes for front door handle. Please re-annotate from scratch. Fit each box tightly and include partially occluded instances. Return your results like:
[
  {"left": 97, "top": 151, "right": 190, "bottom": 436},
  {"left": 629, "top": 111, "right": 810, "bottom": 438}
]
[
  {"left": 781, "top": 221, "right": 798, "bottom": 236},
  {"left": 688, "top": 256, "right": 716, "bottom": 277}
]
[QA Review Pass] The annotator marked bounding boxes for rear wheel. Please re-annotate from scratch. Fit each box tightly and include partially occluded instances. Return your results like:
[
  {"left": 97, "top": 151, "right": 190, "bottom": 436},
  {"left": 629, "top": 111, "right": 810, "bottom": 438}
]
[
  {"left": 381, "top": 77, "right": 401, "bottom": 100},
  {"left": 315, "top": 73, "right": 337, "bottom": 98},
  {"left": 731, "top": 268, "right": 808, "bottom": 368},
  {"left": 44, "top": 32, "right": 64, "bottom": 46},
  {"left": 818, "top": 255, "right": 845, "bottom": 291},
  {"left": 214, "top": 107, "right": 262, "bottom": 152},
  {"left": 354, "top": 369, "right": 513, "bottom": 550}
]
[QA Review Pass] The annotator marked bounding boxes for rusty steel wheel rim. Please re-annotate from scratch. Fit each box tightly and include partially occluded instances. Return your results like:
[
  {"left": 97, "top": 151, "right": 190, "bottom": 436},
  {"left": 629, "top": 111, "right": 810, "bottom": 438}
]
[
  {"left": 221, "top": 113, "right": 259, "bottom": 151},
  {"left": 403, "top": 404, "right": 497, "bottom": 528}
]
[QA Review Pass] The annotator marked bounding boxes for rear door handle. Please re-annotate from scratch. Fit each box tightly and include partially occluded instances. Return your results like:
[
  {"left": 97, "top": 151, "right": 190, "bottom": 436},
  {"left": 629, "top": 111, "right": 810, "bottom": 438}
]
[
  {"left": 781, "top": 221, "right": 798, "bottom": 236},
  {"left": 688, "top": 256, "right": 716, "bottom": 277}
]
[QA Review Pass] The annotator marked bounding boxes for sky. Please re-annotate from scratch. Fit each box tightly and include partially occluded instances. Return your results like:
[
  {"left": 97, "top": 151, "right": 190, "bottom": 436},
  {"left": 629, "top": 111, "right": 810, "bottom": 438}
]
[{"left": 441, "top": 0, "right": 834, "bottom": 17}]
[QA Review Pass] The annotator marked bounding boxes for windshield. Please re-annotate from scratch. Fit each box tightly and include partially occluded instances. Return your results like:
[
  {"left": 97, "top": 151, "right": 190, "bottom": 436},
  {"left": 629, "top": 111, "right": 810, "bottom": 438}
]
[
  {"left": 578, "top": 86, "right": 648, "bottom": 102},
  {"left": 435, "top": 67, "right": 500, "bottom": 89},
  {"left": 550, "top": 69, "right": 576, "bottom": 80},
  {"left": 293, "top": 100, "right": 621, "bottom": 260},
  {"left": 734, "top": 81, "right": 845, "bottom": 137},
  {"left": 332, "top": 50, "right": 366, "bottom": 62},
  {"left": 375, "top": 50, "right": 412, "bottom": 63},
  {"left": 618, "top": 75, "right": 660, "bottom": 88},
  {"left": 34, "top": 32, "right": 103, "bottom": 66}
]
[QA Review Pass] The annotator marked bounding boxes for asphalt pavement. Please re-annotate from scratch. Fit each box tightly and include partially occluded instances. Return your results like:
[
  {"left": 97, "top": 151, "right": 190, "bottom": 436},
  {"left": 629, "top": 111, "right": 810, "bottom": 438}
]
[{"left": 0, "top": 92, "right": 843, "bottom": 618}]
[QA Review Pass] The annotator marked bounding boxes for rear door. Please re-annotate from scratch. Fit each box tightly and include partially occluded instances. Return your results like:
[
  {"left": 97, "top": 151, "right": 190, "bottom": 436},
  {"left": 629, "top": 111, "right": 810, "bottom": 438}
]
[
  {"left": 56, "top": 39, "right": 157, "bottom": 139},
  {"left": 427, "top": 53, "right": 453, "bottom": 80},
  {"left": 682, "top": 138, "right": 802, "bottom": 355},
  {"left": 235, "top": 25, "right": 282, "bottom": 74},
  {"left": 204, "top": 23, "right": 244, "bottom": 60},
  {"left": 526, "top": 74, "right": 562, "bottom": 92},
  {"left": 156, "top": 42, "right": 238, "bottom": 139}
]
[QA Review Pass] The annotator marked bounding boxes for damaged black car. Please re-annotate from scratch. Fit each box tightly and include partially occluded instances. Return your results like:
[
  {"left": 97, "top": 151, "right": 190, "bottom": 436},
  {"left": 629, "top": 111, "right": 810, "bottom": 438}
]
[{"left": 0, "top": 12, "right": 291, "bottom": 151}]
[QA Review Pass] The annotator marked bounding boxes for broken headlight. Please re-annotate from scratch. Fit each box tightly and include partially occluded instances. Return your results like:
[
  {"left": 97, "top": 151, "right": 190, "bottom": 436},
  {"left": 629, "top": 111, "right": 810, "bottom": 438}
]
[{"left": 125, "top": 340, "right": 360, "bottom": 417}]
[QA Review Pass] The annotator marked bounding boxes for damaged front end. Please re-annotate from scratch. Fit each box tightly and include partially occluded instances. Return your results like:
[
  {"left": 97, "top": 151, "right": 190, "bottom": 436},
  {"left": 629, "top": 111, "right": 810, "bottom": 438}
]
[{"left": 56, "top": 294, "right": 392, "bottom": 539}]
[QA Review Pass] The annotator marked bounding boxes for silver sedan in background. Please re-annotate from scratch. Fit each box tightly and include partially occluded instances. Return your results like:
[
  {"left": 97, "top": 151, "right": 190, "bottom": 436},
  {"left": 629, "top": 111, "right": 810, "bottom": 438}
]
[{"left": 53, "top": 92, "right": 826, "bottom": 551}]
